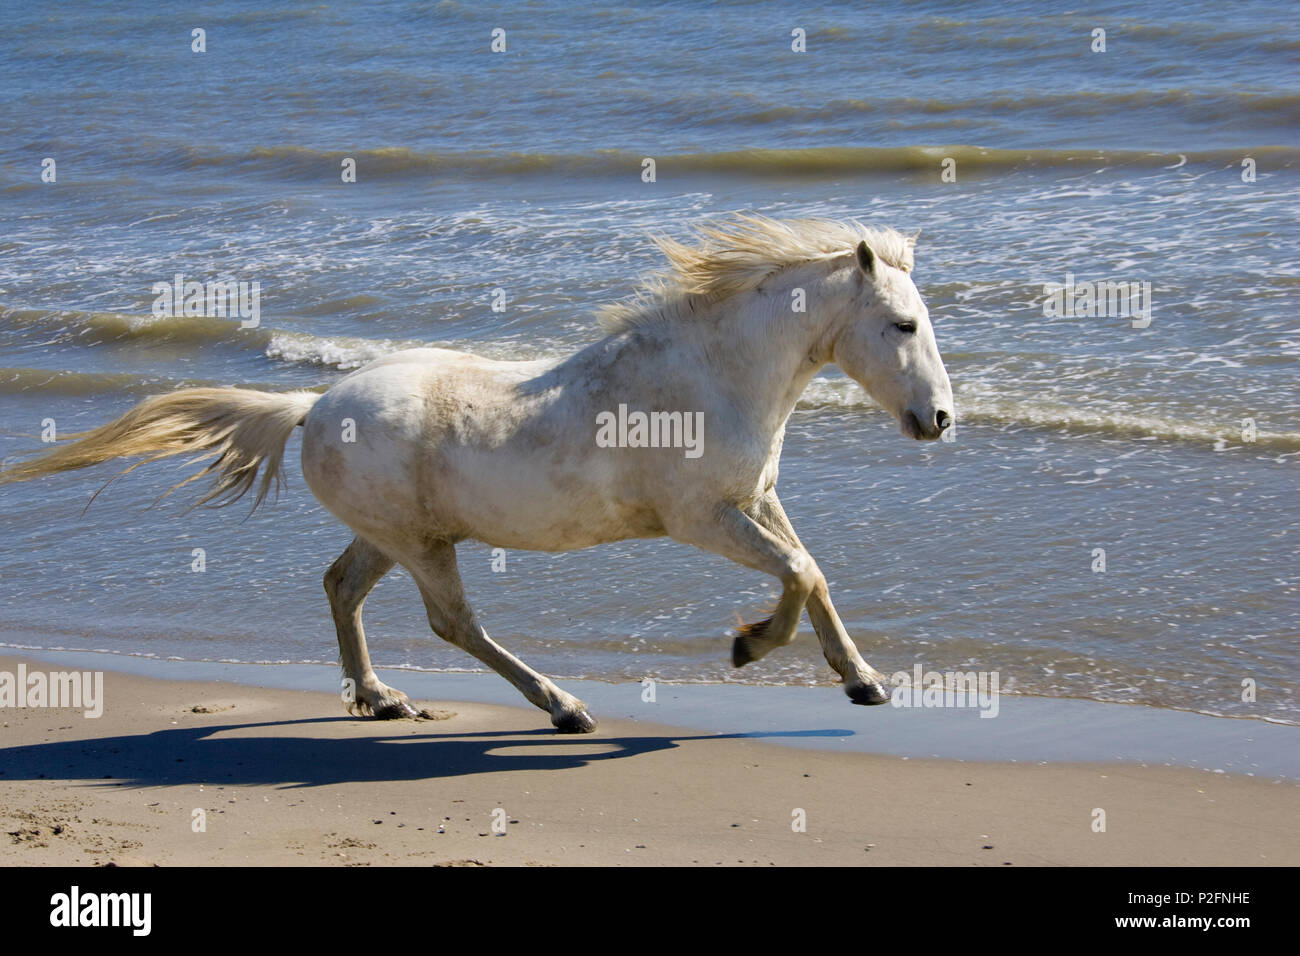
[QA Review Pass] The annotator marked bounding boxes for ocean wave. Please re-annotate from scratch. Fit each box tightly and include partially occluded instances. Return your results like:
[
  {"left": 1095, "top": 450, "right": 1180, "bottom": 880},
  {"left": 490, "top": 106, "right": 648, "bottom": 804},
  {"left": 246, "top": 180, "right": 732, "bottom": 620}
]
[
  {"left": 0, "top": 367, "right": 219, "bottom": 398},
  {"left": 799, "top": 377, "right": 1300, "bottom": 449},
  {"left": 0, "top": 305, "right": 551, "bottom": 372},
  {"left": 0, "top": 305, "right": 274, "bottom": 349},
  {"left": 159, "top": 143, "right": 1300, "bottom": 181}
]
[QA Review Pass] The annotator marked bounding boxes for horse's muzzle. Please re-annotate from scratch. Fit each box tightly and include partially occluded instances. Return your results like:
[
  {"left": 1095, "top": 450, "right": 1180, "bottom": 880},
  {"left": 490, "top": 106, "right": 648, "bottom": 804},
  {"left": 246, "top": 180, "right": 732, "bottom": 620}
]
[{"left": 903, "top": 409, "right": 951, "bottom": 441}]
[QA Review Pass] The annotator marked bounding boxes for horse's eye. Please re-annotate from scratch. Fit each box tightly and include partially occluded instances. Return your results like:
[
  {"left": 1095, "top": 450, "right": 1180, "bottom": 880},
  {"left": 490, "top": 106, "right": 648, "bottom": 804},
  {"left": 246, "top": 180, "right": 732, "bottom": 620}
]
[{"left": 893, "top": 322, "right": 917, "bottom": 334}]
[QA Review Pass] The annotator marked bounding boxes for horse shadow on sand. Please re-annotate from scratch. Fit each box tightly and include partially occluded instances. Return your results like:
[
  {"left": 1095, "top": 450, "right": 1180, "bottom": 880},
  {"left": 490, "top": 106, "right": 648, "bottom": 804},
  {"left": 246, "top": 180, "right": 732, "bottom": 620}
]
[{"left": 0, "top": 718, "right": 855, "bottom": 789}]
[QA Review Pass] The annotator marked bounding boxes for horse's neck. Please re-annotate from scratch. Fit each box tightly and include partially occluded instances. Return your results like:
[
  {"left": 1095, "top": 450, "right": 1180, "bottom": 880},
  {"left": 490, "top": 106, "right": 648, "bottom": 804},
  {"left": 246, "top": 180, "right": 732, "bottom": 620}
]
[
  {"left": 579, "top": 263, "right": 841, "bottom": 443},
  {"left": 697, "top": 264, "right": 840, "bottom": 438}
]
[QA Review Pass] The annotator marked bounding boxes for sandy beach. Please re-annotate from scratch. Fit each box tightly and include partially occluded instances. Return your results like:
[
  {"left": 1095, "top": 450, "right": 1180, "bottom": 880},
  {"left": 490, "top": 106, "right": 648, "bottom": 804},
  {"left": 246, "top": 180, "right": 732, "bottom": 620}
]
[{"left": 1, "top": 653, "right": 1295, "bottom": 867}]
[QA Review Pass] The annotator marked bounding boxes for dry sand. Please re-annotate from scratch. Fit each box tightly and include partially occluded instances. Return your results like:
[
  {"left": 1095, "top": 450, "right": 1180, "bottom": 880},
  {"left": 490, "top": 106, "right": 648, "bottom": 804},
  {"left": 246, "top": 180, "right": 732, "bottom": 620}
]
[{"left": 0, "top": 655, "right": 1295, "bottom": 866}]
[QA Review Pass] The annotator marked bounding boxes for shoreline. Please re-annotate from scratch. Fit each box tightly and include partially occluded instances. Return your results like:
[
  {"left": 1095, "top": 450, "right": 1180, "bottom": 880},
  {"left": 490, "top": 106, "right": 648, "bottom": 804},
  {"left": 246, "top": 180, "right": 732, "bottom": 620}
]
[
  {"left": 3, "top": 648, "right": 1296, "bottom": 779},
  {"left": 1, "top": 651, "right": 1296, "bottom": 866}
]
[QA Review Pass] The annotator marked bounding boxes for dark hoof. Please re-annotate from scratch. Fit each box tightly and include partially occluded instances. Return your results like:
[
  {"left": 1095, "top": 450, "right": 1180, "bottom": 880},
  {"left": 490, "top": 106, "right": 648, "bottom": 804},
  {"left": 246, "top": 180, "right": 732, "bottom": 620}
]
[
  {"left": 731, "top": 616, "right": 772, "bottom": 667},
  {"left": 847, "top": 681, "right": 892, "bottom": 706},
  {"left": 554, "top": 709, "right": 598, "bottom": 734},
  {"left": 732, "top": 637, "right": 756, "bottom": 667},
  {"left": 372, "top": 699, "right": 420, "bottom": 720}
]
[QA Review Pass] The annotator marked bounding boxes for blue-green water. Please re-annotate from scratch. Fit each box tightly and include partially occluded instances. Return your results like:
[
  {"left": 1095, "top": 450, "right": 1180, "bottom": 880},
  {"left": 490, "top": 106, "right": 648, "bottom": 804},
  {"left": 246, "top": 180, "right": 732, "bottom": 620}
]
[{"left": 1, "top": 1, "right": 1296, "bottom": 723}]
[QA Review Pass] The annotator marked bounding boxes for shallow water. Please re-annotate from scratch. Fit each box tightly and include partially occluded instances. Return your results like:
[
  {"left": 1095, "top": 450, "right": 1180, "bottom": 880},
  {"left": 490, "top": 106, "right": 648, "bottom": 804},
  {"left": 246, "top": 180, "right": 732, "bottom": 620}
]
[{"left": 1, "top": 1, "right": 1296, "bottom": 723}]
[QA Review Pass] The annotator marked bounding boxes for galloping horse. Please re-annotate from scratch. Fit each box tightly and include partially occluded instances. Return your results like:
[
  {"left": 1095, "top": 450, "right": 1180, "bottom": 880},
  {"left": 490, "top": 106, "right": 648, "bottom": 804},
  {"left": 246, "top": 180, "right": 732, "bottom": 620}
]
[{"left": 1, "top": 216, "right": 954, "bottom": 732}]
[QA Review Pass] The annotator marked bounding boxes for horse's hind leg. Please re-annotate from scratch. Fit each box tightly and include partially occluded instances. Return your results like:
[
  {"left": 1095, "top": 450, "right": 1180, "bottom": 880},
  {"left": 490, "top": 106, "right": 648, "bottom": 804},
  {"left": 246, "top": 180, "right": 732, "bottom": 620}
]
[
  {"left": 402, "top": 540, "right": 597, "bottom": 733},
  {"left": 324, "top": 536, "right": 419, "bottom": 719},
  {"left": 749, "top": 492, "right": 891, "bottom": 705}
]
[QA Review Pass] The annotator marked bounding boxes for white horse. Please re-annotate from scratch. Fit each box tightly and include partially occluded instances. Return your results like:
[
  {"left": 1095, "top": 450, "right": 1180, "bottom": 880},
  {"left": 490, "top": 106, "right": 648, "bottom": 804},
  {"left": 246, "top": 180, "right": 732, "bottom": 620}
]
[{"left": 2, "top": 215, "right": 953, "bottom": 733}]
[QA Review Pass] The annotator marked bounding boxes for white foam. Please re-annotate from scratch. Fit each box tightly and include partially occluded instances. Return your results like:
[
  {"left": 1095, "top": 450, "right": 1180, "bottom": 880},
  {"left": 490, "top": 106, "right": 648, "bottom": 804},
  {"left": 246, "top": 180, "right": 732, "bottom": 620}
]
[{"left": 264, "top": 330, "right": 420, "bottom": 369}]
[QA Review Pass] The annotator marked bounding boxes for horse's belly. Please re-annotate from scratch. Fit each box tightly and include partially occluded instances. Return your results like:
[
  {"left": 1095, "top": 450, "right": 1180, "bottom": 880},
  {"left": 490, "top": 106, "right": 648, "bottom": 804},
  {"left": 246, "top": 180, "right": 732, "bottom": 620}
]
[{"left": 436, "top": 457, "right": 661, "bottom": 550}]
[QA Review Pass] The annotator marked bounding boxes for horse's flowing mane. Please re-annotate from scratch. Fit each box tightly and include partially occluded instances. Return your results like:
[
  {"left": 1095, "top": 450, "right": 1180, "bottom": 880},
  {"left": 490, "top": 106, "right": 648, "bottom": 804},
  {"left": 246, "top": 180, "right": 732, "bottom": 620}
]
[{"left": 597, "top": 214, "right": 917, "bottom": 332}]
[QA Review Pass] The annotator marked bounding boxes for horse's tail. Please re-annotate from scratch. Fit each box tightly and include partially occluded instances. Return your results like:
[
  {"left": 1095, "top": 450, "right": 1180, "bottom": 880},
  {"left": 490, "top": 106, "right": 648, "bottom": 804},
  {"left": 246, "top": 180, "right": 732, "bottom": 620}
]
[{"left": 0, "top": 387, "right": 323, "bottom": 513}]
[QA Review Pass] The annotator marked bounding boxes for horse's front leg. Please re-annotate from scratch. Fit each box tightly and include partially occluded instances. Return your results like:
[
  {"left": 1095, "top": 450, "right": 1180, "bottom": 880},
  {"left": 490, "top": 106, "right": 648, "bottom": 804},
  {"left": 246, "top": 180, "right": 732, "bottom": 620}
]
[
  {"left": 748, "top": 492, "right": 892, "bottom": 705},
  {"left": 672, "top": 504, "right": 821, "bottom": 668}
]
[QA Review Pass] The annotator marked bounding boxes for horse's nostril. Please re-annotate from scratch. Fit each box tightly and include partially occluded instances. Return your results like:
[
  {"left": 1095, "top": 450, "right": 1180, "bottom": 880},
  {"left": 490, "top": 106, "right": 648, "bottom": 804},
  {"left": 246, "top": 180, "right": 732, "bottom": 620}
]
[{"left": 936, "top": 411, "right": 952, "bottom": 431}]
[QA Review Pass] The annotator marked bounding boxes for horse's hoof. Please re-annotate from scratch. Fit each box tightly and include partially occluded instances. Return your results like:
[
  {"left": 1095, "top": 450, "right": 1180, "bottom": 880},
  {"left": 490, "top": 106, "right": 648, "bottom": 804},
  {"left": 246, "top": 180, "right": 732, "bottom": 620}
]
[
  {"left": 372, "top": 699, "right": 420, "bottom": 719},
  {"left": 732, "top": 616, "right": 771, "bottom": 667},
  {"left": 732, "top": 636, "right": 756, "bottom": 667},
  {"left": 554, "top": 710, "right": 598, "bottom": 734},
  {"left": 847, "top": 681, "right": 891, "bottom": 706}
]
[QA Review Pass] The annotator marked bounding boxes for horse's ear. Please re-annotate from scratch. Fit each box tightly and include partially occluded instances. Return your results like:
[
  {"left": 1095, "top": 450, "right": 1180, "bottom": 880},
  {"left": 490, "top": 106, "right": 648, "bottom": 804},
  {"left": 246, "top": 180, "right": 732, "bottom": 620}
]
[
  {"left": 855, "top": 240, "right": 876, "bottom": 278},
  {"left": 903, "top": 230, "right": 919, "bottom": 272}
]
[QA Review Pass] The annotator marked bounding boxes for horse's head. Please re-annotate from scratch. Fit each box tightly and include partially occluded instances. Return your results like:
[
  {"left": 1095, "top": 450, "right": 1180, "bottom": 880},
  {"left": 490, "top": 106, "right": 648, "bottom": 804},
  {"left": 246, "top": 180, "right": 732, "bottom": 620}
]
[{"left": 831, "top": 237, "right": 953, "bottom": 440}]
